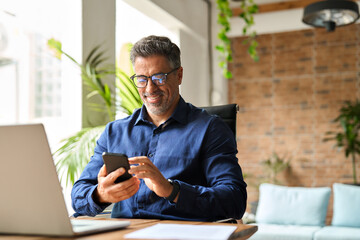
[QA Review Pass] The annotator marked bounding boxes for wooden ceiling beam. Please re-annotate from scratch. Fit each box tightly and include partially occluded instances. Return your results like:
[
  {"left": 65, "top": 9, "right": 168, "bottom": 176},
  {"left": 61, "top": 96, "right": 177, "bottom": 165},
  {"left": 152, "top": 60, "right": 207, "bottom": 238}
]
[{"left": 231, "top": 0, "right": 328, "bottom": 16}]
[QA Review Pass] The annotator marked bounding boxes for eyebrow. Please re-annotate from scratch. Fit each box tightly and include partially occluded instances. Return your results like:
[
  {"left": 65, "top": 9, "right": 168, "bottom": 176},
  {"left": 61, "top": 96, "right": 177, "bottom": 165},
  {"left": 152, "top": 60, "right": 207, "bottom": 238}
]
[{"left": 135, "top": 71, "right": 166, "bottom": 77}]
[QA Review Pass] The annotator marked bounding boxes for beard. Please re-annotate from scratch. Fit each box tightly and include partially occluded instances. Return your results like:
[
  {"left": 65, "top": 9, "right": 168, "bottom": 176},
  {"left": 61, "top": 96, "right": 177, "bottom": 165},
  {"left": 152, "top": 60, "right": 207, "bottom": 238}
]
[{"left": 142, "top": 90, "right": 178, "bottom": 116}]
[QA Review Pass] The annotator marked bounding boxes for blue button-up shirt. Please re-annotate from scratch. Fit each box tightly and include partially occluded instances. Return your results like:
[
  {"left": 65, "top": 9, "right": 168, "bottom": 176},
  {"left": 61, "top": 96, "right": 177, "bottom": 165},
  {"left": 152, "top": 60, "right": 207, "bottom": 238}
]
[{"left": 71, "top": 97, "right": 247, "bottom": 221}]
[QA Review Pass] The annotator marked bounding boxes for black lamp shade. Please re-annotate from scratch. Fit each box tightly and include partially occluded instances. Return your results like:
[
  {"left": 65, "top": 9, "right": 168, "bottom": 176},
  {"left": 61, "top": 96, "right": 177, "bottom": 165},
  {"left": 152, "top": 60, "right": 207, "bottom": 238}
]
[{"left": 303, "top": 0, "right": 360, "bottom": 31}]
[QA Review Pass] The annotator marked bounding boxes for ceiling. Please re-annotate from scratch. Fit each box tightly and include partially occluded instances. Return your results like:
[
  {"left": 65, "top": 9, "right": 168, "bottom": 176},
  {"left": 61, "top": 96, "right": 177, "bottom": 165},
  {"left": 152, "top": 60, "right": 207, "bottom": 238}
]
[
  {"left": 229, "top": 0, "right": 297, "bottom": 8},
  {"left": 230, "top": 0, "right": 321, "bottom": 15}
]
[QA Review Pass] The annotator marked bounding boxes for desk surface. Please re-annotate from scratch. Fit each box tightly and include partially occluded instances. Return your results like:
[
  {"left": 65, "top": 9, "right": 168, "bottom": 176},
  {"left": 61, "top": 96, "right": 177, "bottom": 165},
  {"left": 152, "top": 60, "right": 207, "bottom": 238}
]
[{"left": 0, "top": 218, "right": 257, "bottom": 240}]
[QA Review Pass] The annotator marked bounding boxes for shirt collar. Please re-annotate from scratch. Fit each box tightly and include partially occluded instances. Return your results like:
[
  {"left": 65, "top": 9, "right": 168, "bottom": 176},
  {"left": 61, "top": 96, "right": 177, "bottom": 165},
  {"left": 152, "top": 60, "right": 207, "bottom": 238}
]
[
  {"left": 134, "top": 96, "right": 188, "bottom": 126},
  {"left": 170, "top": 96, "right": 188, "bottom": 125}
]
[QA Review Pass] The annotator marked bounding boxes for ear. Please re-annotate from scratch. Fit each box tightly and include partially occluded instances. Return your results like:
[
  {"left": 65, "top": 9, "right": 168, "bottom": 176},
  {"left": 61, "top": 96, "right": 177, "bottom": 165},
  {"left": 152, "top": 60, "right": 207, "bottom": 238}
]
[{"left": 177, "top": 67, "right": 183, "bottom": 85}]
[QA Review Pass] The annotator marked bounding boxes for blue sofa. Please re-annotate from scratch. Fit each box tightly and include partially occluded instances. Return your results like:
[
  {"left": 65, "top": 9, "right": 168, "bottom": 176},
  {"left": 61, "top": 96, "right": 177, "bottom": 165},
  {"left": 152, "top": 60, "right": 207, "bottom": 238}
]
[{"left": 248, "top": 183, "right": 360, "bottom": 240}]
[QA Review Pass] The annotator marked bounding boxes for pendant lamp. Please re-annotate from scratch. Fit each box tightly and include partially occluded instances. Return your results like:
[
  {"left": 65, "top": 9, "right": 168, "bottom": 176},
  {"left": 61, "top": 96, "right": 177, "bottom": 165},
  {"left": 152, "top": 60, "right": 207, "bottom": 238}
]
[{"left": 302, "top": 0, "right": 360, "bottom": 32}]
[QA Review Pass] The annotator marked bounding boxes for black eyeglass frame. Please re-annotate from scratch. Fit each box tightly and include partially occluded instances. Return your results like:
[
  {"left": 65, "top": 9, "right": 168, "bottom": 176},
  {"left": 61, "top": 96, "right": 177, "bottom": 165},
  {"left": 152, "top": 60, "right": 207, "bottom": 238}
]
[{"left": 130, "top": 67, "right": 179, "bottom": 88}]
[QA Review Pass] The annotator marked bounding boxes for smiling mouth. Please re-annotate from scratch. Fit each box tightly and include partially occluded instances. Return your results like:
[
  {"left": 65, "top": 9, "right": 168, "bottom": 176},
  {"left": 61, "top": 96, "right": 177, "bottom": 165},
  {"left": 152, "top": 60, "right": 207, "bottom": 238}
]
[
  {"left": 148, "top": 95, "right": 160, "bottom": 100},
  {"left": 144, "top": 92, "right": 163, "bottom": 103}
]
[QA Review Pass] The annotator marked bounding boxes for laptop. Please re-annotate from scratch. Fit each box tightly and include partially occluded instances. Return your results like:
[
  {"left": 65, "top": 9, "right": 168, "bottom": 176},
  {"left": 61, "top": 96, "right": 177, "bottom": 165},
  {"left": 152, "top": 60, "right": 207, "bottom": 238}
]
[{"left": 0, "top": 123, "right": 130, "bottom": 236}]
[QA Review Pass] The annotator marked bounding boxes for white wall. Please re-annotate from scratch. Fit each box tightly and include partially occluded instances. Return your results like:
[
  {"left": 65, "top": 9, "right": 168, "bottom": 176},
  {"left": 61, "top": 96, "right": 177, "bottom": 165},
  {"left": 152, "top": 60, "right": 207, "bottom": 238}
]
[
  {"left": 82, "top": 0, "right": 116, "bottom": 127},
  {"left": 228, "top": 8, "right": 310, "bottom": 37},
  {"left": 179, "top": 29, "right": 210, "bottom": 106}
]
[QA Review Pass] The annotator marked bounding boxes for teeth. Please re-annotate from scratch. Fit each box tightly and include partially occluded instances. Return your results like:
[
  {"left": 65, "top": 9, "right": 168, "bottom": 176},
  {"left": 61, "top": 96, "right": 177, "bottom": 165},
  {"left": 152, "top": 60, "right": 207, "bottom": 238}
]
[
  {"left": 144, "top": 92, "right": 163, "bottom": 102},
  {"left": 147, "top": 95, "right": 160, "bottom": 100},
  {"left": 149, "top": 95, "right": 159, "bottom": 98}
]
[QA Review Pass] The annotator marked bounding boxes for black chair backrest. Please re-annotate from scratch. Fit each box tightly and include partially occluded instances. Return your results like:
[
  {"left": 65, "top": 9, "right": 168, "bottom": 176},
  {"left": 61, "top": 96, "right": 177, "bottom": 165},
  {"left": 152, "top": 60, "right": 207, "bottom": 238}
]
[{"left": 201, "top": 104, "right": 239, "bottom": 137}]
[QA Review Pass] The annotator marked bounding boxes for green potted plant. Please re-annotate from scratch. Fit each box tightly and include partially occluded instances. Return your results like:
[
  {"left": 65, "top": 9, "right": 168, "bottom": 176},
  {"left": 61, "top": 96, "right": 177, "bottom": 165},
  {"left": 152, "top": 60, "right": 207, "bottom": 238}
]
[
  {"left": 261, "top": 152, "right": 290, "bottom": 185},
  {"left": 324, "top": 100, "right": 360, "bottom": 185},
  {"left": 48, "top": 39, "right": 142, "bottom": 186}
]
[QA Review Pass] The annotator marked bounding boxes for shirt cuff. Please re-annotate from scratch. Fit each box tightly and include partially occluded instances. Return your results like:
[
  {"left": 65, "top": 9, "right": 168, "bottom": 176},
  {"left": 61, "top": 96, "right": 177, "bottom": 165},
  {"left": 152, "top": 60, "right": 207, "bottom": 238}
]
[
  {"left": 87, "top": 184, "right": 110, "bottom": 214},
  {"left": 173, "top": 181, "right": 198, "bottom": 210}
]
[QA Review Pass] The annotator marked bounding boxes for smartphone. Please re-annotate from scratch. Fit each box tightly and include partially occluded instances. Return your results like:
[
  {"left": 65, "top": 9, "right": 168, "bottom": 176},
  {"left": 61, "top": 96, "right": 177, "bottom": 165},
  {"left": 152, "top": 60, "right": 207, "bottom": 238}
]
[{"left": 102, "top": 152, "right": 132, "bottom": 183}]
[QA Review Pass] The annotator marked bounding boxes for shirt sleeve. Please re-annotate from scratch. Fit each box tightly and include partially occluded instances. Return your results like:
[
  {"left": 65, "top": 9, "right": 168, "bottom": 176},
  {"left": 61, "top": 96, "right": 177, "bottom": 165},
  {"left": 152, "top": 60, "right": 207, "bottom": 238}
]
[
  {"left": 172, "top": 116, "right": 247, "bottom": 221},
  {"left": 71, "top": 126, "right": 111, "bottom": 216}
]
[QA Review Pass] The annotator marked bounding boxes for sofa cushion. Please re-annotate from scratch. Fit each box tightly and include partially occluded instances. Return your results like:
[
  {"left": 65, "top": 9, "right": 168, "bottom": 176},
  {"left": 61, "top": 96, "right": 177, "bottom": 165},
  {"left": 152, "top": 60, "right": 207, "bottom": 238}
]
[
  {"left": 332, "top": 183, "right": 360, "bottom": 228},
  {"left": 256, "top": 184, "right": 331, "bottom": 226},
  {"left": 249, "top": 223, "right": 322, "bottom": 240},
  {"left": 314, "top": 226, "right": 360, "bottom": 240}
]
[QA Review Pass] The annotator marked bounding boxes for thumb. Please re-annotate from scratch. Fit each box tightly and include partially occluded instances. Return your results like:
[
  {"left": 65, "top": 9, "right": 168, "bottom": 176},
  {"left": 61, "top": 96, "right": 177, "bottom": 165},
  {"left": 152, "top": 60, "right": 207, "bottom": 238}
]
[{"left": 98, "top": 165, "right": 107, "bottom": 178}]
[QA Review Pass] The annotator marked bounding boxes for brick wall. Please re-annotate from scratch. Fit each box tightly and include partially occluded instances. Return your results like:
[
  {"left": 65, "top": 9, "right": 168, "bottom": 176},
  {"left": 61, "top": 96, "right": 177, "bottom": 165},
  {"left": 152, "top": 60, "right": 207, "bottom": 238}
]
[{"left": 229, "top": 24, "right": 360, "bottom": 221}]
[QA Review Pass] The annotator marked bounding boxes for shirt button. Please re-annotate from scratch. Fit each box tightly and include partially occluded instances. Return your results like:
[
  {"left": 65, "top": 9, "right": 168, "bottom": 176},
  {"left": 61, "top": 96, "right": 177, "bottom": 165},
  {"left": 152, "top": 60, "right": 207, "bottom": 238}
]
[{"left": 148, "top": 153, "right": 154, "bottom": 158}]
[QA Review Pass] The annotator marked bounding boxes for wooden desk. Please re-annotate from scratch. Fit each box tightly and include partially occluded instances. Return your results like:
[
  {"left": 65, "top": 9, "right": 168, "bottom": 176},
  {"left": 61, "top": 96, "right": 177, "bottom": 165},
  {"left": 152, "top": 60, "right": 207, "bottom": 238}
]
[{"left": 0, "top": 218, "right": 257, "bottom": 240}]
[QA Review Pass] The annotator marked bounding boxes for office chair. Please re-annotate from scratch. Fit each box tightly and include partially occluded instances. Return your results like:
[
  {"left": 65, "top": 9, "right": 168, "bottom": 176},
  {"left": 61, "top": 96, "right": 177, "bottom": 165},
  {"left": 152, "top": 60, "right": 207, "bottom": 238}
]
[
  {"left": 201, "top": 104, "right": 239, "bottom": 138},
  {"left": 201, "top": 104, "right": 241, "bottom": 224}
]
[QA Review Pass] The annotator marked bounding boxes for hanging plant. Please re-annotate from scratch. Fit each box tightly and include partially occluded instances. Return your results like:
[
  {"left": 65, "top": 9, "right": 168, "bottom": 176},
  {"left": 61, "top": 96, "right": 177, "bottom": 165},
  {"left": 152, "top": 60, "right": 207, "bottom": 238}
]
[{"left": 216, "top": 0, "right": 259, "bottom": 79}]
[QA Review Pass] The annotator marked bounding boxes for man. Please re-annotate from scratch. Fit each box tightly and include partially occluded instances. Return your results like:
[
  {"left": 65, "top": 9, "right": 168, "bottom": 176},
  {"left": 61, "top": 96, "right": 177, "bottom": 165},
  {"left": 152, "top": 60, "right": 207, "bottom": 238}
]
[{"left": 72, "top": 35, "right": 247, "bottom": 221}]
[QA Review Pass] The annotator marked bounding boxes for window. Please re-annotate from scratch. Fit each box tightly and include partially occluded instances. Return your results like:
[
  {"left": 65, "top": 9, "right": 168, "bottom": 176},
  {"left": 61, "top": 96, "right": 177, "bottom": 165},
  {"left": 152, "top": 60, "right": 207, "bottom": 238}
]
[{"left": 0, "top": 0, "right": 81, "bottom": 147}]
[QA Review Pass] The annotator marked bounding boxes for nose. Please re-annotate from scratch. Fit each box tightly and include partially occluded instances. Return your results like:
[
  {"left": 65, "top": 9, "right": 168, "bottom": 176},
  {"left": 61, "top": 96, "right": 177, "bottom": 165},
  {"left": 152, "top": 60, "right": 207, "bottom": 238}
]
[{"left": 145, "top": 78, "right": 158, "bottom": 93}]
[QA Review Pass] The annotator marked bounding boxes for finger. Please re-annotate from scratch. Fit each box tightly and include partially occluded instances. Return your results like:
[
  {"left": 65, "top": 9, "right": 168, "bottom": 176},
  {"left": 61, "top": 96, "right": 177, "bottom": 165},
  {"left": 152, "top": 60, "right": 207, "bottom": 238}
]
[
  {"left": 112, "top": 185, "right": 139, "bottom": 202},
  {"left": 97, "top": 176, "right": 138, "bottom": 203},
  {"left": 108, "top": 178, "right": 140, "bottom": 202},
  {"left": 120, "top": 183, "right": 140, "bottom": 199},
  {"left": 129, "top": 168, "right": 158, "bottom": 179},
  {"left": 129, "top": 164, "right": 149, "bottom": 173},
  {"left": 128, "top": 158, "right": 157, "bottom": 174},
  {"left": 132, "top": 171, "right": 157, "bottom": 179},
  {"left": 98, "top": 165, "right": 107, "bottom": 178},
  {"left": 128, "top": 156, "right": 151, "bottom": 165},
  {"left": 130, "top": 162, "right": 160, "bottom": 174},
  {"left": 131, "top": 169, "right": 159, "bottom": 181},
  {"left": 112, "top": 177, "right": 140, "bottom": 193},
  {"left": 105, "top": 167, "right": 125, "bottom": 184}
]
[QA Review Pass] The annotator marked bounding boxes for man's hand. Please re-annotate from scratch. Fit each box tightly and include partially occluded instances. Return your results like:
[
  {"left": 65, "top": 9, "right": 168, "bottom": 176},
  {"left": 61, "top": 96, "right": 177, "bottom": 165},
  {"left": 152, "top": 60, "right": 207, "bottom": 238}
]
[
  {"left": 93, "top": 165, "right": 140, "bottom": 204},
  {"left": 128, "top": 156, "right": 175, "bottom": 200}
]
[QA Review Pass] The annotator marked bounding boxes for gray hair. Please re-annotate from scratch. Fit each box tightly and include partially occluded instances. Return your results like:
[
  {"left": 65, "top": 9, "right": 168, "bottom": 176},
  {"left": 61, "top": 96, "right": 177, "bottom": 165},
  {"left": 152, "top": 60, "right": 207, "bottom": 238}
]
[{"left": 130, "top": 35, "right": 181, "bottom": 69}]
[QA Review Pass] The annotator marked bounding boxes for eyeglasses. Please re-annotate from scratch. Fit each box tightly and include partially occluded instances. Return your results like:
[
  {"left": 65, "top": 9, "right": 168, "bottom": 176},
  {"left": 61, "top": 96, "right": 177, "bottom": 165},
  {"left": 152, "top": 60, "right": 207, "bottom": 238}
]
[{"left": 130, "top": 67, "right": 179, "bottom": 88}]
